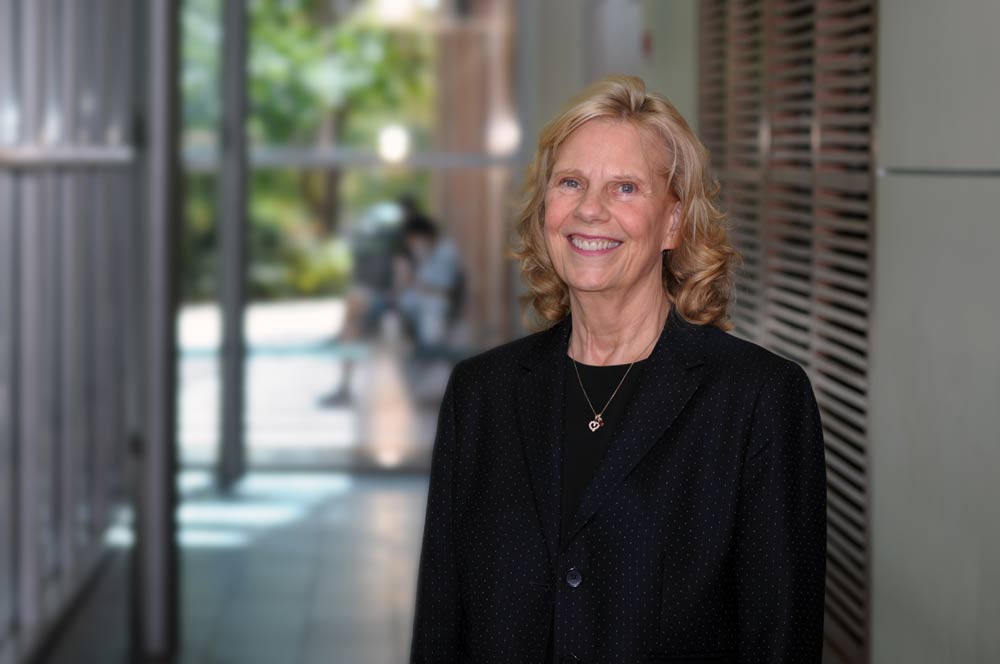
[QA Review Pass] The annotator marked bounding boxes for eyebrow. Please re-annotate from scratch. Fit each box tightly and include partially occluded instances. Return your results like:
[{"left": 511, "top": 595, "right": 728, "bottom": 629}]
[
  {"left": 607, "top": 173, "right": 649, "bottom": 185},
  {"left": 551, "top": 169, "right": 650, "bottom": 185}
]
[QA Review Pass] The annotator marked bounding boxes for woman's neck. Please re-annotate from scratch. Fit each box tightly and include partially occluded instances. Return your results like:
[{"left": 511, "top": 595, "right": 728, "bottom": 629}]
[{"left": 567, "top": 289, "right": 670, "bottom": 366}]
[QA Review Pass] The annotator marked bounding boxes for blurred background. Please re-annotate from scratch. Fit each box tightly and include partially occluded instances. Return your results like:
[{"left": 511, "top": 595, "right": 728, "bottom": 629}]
[{"left": 0, "top": 0, "right": 997, "bottom": 663}]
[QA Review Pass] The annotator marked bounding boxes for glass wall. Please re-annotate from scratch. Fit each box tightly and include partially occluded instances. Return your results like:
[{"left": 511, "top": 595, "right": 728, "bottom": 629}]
[
  {"left": 179, "top": 0, "right": 521, "bottom": 472},
  {"left": 170, "top": 3, "right": 521, "bottom": 660}
]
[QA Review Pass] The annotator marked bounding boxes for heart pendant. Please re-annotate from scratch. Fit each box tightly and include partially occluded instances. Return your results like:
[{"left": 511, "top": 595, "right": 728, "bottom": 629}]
[{"left": 588, "top": 419, "right": 602, "bottom": 432}]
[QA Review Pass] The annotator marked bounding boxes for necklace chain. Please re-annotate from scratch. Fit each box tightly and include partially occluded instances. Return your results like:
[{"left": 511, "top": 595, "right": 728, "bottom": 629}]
[
  {"left": 572, "top": 360, "right": 634, "bottom": 432},
  {"left": 570, "top": 329, "right": 660, "bottom": 433}
]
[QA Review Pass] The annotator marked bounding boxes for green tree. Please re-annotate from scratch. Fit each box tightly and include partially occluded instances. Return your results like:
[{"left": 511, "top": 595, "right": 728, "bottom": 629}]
[
  {"left": 180, "top": 0, "right": 436, "bottom": 301},
  {"left": 248, "top": 0, "right": 435, "bottom": 233}
]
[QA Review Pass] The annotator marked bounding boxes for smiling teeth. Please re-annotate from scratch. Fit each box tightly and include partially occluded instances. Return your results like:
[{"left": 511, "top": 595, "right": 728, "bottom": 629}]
[{"left": 571, "top": 236, "right": 622, "bottom": 251}]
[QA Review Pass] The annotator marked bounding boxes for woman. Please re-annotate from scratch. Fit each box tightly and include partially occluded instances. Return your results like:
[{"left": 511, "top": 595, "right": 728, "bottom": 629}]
[{"left": 410, "top": 75, "right": 826, "bottom": 664}]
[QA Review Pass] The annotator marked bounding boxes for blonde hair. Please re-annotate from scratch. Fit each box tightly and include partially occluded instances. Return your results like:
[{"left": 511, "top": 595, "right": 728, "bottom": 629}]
[{"left": 513, "top": 75, "right": 737, "bottom": 331}]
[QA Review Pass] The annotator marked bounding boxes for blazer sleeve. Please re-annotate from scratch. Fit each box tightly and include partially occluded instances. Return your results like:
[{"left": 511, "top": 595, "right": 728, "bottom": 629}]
[
  {"left": 735, "top": 361, "right": 827, "bottom": 663},
  {"left": 410, "top": 363, "right": 464, "bottom": 663}
]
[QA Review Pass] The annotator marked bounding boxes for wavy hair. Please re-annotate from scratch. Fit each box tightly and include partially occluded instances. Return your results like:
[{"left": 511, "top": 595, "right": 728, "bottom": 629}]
[{"left": 512, "top": 75, "right": 738, "bottom": 331}]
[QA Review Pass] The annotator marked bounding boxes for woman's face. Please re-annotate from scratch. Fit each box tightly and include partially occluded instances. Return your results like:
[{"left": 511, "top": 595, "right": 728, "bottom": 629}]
[{"left": 543, "top": 118, "right": 680, "bottom": 301}]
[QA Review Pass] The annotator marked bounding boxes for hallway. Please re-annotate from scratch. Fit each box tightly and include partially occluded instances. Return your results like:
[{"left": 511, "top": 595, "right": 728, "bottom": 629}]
[
  {"left": 41, "top": 471, "right": 429, "bottom": 664},
  {"left": 5, "top": 1, "right": 999, "bottom": 661}
]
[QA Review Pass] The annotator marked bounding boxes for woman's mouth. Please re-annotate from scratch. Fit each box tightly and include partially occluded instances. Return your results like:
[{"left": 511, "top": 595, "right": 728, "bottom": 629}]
[{"left": 569, "top": 234, "right": 622, "bottom": 255}]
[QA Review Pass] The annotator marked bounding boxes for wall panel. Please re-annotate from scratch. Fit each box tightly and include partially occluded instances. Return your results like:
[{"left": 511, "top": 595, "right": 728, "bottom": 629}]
[
  {"left": 870, "top": 175, "right": 1000, "bottom": 664},
  {"left": 0, "top": 0, "right": 139, "bottom": 661},
  {"left": 876, "top": 0, "right": 1000, "bottom": 170},
  {"left": 699, "top": 1, "right": 875, "bottom": 661},
  {"left": 871, "top": 2, "right": 1000, "bottom": 661}
]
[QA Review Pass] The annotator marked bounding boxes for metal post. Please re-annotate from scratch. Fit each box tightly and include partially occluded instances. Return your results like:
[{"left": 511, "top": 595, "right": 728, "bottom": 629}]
[
  {"left": 0, "top": 0, "right": 13, "bottom": 655},
  {"left": 216, "top": 0, "right": 248, "bottom": 491},
  {"left": 17, "top": 0, "right": 44, "bottom": 647},
  {"left": 134, "top": 0, "right": 180, "bottom": 660}
]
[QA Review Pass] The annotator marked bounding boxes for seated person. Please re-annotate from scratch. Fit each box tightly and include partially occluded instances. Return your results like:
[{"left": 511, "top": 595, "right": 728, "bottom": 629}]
[{"left": 398, "top": 215, "right": 464, "bottom": 353}]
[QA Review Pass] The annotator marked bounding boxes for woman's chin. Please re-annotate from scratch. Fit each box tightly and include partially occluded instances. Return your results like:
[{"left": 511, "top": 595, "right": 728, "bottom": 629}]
[{"left": 564, "top": 280, "right": 618, "bottom": 297}]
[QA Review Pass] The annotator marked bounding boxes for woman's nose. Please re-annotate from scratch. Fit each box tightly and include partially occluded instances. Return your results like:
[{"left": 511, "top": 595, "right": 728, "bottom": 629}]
[{"left": 574, "top": 186, "right": 609, "bottom": 223}]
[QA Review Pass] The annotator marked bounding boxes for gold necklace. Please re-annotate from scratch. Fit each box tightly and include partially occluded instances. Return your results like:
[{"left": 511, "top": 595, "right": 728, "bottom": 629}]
[
  {"left": 570, "top": 330, "right": 660, "bottom": 433},
  {"left": 572, "top": 359, "right": 635, "bottom": 432}
]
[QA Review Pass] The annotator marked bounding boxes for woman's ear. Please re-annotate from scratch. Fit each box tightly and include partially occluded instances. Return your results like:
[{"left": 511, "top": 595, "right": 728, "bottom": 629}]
[{"left": 662, "top": 201, "right": 682, "bottom": 251}]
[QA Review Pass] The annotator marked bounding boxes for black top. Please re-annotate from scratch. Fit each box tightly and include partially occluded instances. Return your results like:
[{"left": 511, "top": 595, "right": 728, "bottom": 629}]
[{"left": 560, "top": 355, "right": 647, "bottom": 548}]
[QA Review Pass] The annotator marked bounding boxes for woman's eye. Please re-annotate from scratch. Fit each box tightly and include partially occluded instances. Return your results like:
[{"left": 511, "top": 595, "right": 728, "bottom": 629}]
[
  {"left": 617, "top": 182, "right": 636, "bottom": 194},
  {"left": 560, "top": 178, "right": 581, "bottom": 189}
]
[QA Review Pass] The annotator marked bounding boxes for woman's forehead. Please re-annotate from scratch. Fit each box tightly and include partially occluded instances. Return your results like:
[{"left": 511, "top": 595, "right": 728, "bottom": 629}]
[{"left": 552, "top": 119, "right": 669, "bottom": 177}]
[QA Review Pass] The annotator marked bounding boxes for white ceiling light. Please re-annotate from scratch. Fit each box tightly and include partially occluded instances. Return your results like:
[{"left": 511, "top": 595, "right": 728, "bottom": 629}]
[
  {"left": 378, "top": 124, "right": 410, "bottom": 163},
  {"left": 486, "top": 113, "right": 521, "bottom": 156}
]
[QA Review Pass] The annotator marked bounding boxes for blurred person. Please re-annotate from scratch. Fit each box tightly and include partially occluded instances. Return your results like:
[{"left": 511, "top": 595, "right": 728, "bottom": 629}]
[
  {"left": 397, "top": 213, "right": 464, "bottom": 354},
  {"left": 410, "top": 75, "right": 826, "bottom": 663},
  {"left": 319, "top": 198, "right": 408, "bottom": 406}
]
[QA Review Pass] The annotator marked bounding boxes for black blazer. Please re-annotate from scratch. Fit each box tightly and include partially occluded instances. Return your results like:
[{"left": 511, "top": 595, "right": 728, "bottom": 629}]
[{"left": 411, "top": 308, "right": 826, "bottom": 663}]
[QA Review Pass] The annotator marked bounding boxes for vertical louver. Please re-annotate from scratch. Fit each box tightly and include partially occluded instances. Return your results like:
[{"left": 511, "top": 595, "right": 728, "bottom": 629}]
[{"left": 698, "top": 2, "right": 875, "bottom": 662}]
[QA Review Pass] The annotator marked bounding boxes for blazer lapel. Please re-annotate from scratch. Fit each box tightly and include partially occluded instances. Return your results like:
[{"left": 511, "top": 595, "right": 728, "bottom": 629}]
[
  {"left": 562, "top": 307, "right": 708, "bottom": 549},
  {"left": 515, "top": 317, "right": 572, "bottom": 564}
]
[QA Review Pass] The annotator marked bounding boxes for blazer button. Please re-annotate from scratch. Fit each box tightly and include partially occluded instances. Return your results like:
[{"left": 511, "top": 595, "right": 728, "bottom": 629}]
[{"left": 565, "top": 568, "right": 583, "bottom": 588}]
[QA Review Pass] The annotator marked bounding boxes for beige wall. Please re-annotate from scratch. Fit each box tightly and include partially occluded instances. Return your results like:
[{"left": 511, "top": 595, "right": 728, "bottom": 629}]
[
  {"left": 518, "top": 0, "right": 699, "bottom": 154},
  {"left": 639, "top": 0, "right": 698, "bottom": 129},
  {"left": 870, "top": 1, "right": 1000, "bottom": 662},
  {"left": 517, "top": 0, "right": 591, "bottom": 159}
]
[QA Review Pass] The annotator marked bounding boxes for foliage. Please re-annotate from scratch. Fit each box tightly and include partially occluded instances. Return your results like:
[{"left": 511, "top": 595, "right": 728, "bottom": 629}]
[
  {"left": 180, "top": 0, "right": 436, "bottom": 302},
  {"left": 246, "top": 0, "right": 436, "bottom": 148},
  {"left": 181, "top": 173, "right": 219, "bottom": 300},
  {"left": 182, "top": 0, "right": 222, "bottom": 148}
]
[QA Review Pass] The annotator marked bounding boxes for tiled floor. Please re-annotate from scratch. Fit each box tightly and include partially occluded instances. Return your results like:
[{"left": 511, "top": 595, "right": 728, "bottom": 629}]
[
  {"left": 40, "top": 470, "right": 430, "bottom": 664},
  {"left": 181, "top": 472, "right": 428, "bottom": 664},
  {"left": 39, "top": 299, "right": 449, "bottom": 664}
]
